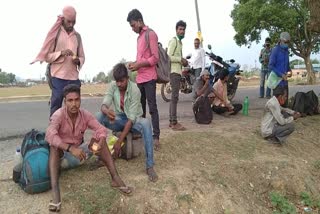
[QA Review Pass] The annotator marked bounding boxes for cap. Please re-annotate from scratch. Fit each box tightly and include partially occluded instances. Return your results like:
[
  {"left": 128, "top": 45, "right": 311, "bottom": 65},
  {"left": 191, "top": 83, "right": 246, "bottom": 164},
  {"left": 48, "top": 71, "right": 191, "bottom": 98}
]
[{"left": 280, "top": 32, "right": 291, "bottom": 42}]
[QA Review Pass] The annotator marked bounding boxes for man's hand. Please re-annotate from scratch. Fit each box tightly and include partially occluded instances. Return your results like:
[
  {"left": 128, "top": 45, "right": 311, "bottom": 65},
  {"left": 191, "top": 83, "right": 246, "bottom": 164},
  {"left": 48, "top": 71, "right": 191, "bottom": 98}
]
[
  {"left": 61, "top": 49, "right": 73, "bottom": 57},
  {"left": 181, "top": 58, "right": 188, "bottom": 67},
  {"left": 293, "top": 112, "right": 301, "bottom": 120},
  {"left": 72, "top": 57, "right": 80, "bottom": 66},
  {"left": 128, "top": 62, "right": 140, "bottom": 71},
  {"left": 264, "top": 58, "right": 269, "bottom": 65},
  {"left": 282, "top": 74, "right": 288, "bottom": 81},
  {"left": 70, "top": 146, "right": 86, "bottom": 161},
  {"left": 104, "top": 109, "right": 116, "bottom": 122},
  {"left": 112, "top": 141, "right": 122, "bottom": 159}
]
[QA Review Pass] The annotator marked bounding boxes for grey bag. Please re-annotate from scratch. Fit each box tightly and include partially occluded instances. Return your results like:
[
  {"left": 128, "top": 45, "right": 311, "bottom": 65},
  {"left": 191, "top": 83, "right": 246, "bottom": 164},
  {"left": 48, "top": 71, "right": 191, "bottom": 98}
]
[
  {"left": 119, "top": 132, "right": 143, "bottom": 160},
  {"left": 145, "top": 29, "right": 171, "bottom": 84}
]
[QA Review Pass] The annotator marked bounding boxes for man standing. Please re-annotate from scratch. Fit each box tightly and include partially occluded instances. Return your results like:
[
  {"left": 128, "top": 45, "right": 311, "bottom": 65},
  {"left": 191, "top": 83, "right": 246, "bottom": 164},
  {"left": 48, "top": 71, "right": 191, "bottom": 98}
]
[
  {"left": 188, "top": 38, "right": 206, "bottom": 79},
  {"left": 269, "top": 32, "right": 291, "bottom": 107},
  {"left": 168, "top": 20, "right": 188, "bottom": 130},
  {"left": 46, "top": 84, "right": 131, "bottom": 212},
  {"left": 259, "top": 37, "right": 272, "bottom": 98},
  {"left": 96, "top": 63, "right": 158, "bottom": 182},
  {"left": 261, "top": 86, "right": 300, "bottom": 143},
  {"left": 127, "top": 9, "right": 161, "bottom": 150},
  {"left": 31, "top": 6, "right": 85, "bottom": 116}
]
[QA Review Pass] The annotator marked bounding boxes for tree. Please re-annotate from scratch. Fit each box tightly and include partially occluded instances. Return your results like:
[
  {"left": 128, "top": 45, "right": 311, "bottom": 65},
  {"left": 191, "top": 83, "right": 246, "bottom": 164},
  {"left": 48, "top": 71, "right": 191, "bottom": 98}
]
[
  {"left": 231, "top": 0, "right": 320, "bottom": 84},
  {"left": 93, "top": 71, "right": 107, "bottom": 83},
  {"left": 306, "top": 0, "right": 320, "bottom": 32},
  {"left": 290, "top": 59, "right": 304, "bottom": 68},
  {"left": 0, "top": 71, "right": 16, "bottom": 84}
]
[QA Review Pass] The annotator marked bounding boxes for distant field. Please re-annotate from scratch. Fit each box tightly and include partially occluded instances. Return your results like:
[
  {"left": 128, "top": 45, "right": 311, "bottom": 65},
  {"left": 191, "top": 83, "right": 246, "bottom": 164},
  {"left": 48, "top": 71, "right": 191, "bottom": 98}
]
[{"left": 0, "top": 83, "right": 107, "bottom": 98}]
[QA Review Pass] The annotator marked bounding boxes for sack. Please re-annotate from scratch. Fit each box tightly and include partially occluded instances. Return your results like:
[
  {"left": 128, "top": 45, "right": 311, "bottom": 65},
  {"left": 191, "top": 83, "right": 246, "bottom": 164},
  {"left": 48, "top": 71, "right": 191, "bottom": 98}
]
[
  {"left": 292, "top": 90, "right": 319, "bottom": 115},
  {"left": 145, "top": 29, "right": 171, "bottom": 83},
  {"left": 18, "top": 129, "right": 51, "bottom": 194},
  {"left": 193, "top": 96, "right": 213, "bottom": 124},
  {"left": 266, "top": 71, "right": 282, "bottom": 89}
]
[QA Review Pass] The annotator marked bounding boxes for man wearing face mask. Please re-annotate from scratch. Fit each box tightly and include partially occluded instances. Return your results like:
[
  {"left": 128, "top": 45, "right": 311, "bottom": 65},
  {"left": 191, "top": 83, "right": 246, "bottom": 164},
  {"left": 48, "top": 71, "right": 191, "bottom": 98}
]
[
  {"left": 167, "top": 20, "right": 188, "bottom": 131},
  {"left": 259, "top": 37, "right": 272, "bottom": 98},
  {"left": 269, "top": 32, "right": 291, "bottom": 107},
  {"left": 31, "top": 6, "right": 85, "bottom": 116},
  {"left": 127, "top": 9, "right": 161, "bottom": 151},
  {"left": 261, "top": 86, "right": 301, "bottom": 144}
]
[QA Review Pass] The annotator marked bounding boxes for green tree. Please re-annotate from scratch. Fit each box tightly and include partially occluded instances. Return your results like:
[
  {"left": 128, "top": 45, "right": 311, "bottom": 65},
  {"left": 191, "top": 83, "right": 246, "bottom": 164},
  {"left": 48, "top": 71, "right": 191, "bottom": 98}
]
[
  {"left": 231, "top": 0, "right": 320, "bottom": 84},
  {"left": 0, "top": 71, "right": 16, "bottom": 84},
  {"left": 93, "top": 71, "right": 107, "bottom": 83}
]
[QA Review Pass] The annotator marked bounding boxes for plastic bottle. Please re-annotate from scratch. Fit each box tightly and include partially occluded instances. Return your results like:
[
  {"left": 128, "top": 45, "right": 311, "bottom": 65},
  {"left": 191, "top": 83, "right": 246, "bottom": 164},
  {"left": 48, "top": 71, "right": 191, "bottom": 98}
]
[
  {"left": 13, "top": 147, "right": 23, "bottom": 182},
  {"left": 14, "top": 147, "right": 22, "bottom": 167},
  {"left": 242, "top": 96, "right": 249, "bottom": 116}
]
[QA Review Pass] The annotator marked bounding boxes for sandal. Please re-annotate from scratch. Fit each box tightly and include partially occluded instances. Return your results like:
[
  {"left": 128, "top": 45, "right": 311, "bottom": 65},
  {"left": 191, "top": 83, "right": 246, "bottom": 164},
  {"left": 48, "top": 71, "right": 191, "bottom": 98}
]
[
  {"left": 49, "top": 201, "right": 61, "bottom": 212},
  {"left": 169, "top": 122, "right": 186, "bottom": 131}
]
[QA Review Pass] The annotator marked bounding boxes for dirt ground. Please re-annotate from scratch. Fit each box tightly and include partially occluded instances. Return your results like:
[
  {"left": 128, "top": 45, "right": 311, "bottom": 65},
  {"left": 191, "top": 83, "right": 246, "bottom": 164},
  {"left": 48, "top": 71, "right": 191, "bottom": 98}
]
[{"left": 1, "top": 109, "right": 320, "bottom": 214}]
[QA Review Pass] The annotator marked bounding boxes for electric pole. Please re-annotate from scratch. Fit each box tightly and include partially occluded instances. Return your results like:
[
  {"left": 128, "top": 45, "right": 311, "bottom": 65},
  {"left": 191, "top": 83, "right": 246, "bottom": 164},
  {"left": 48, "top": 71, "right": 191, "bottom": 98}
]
[{"left": 194, "top": 0, "right": 203, "bottom": 47}]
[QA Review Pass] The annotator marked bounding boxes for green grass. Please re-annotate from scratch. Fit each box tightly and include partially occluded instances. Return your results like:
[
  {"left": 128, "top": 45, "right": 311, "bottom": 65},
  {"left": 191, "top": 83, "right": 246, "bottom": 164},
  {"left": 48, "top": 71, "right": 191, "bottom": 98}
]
[{"left": 270, "top": 192, "right": 296, "bottom": 214}]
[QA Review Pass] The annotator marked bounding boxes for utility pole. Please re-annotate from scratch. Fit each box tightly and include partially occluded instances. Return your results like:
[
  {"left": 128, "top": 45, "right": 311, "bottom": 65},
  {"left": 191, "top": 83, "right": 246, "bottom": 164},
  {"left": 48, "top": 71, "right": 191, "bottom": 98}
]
[{"left": 194, "top": 0, "right": 203, "bottom": 47}]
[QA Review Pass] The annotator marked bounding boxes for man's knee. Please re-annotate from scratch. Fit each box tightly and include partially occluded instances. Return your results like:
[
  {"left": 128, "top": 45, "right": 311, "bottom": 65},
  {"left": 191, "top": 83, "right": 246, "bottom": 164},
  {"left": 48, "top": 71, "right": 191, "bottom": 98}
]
[{"left": 95, "top": 112, "right": 105, "bottom": 124}]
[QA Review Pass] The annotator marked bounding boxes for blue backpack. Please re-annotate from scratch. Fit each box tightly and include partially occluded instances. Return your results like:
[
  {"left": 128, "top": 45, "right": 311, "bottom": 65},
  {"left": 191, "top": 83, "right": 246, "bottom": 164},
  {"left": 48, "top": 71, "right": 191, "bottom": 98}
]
[{"left": 19, "top": 129, "right": 51, "bottom": 194}]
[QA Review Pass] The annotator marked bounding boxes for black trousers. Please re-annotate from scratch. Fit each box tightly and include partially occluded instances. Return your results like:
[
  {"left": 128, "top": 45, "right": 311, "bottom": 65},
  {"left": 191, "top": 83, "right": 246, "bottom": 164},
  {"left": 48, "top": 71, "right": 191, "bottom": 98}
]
[
  {"left": 212, "top": 104, "right": 242, "bottom": 115},
  {"left": 137, "top": 80, "right": 160, "bottom": 139}
]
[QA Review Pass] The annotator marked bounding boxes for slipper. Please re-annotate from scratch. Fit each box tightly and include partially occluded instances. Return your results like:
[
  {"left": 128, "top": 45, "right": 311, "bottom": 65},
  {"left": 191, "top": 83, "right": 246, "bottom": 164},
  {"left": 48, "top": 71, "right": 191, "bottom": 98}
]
[
  {"left": 49, "top": 201, "right": 61, "bottom": 212},
  {"left": 112, "top": 186, "right": 133, "bottom": 195},
  {"left": 146, "top": 168, "right": 158, "bottom": 182}
]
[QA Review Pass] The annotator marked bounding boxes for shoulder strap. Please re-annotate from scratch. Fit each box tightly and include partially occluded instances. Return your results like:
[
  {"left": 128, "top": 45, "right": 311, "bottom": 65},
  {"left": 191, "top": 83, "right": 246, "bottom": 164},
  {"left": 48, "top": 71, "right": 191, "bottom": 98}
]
[
  {"left": 145, "top": 28, "right": 153, "bottom": 50},
  {"left": 172, "top": 37, "right": 178, "bottom": 56}
]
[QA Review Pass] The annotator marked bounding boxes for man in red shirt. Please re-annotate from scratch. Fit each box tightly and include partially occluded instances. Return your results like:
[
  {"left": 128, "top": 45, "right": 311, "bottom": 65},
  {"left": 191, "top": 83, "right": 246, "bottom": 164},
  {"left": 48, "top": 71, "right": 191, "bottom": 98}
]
[
  {"left": 127, "top": 9, "right": 161, "bottom": 150},
  {"left": 46, "top": 84, "right": 131, "bottom": 212}
]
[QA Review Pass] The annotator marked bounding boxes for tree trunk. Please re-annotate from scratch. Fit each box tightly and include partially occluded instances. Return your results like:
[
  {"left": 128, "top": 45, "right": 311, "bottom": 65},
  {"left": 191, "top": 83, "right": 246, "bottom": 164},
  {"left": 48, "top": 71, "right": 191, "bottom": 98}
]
[
  {"left": 303, "top": 55, "right": 316, "bottom": 84},
  {"left": 307, "top": 0, "right": 320, "bottom": 32}
]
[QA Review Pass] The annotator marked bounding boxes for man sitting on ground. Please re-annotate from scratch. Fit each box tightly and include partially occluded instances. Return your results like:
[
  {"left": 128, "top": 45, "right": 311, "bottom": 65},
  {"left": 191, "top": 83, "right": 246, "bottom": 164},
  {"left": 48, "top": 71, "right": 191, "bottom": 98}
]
[
  {"left": 193, "top": 69, "right": 213, "bottom": 101},
  {"left": 212, "top": 69, "right": 242, "bottom": 115},
  {"left": 261, "top": 86, "right": 301, "bottom": 143},
  {"left": 45, "top": 84, "right": 131, "bottom": 212},
  {"left": 96, "top": 63, "right": 158, "bottom": 182}
]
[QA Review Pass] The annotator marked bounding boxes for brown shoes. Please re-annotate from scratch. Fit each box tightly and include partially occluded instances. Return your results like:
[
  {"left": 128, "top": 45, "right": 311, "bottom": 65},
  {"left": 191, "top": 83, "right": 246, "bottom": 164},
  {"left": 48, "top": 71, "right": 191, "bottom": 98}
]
[{"left": 169, "top": 122, "right": 186, "bottom": 131}]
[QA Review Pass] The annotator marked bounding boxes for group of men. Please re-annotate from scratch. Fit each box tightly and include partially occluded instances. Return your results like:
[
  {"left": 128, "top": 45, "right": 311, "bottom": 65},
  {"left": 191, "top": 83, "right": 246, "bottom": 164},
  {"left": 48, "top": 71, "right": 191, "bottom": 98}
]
[{"left": 31, "top": 5, "right": 302, "bottom": 212}]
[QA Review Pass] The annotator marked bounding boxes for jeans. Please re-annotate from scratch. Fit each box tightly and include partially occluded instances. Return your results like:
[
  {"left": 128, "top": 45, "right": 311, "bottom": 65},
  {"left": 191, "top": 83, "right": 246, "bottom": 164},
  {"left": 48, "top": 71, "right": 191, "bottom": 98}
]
[
  {"left": 260, "top": 68, "right": 271, "bottom": 97},
  {"left": 192, "top": 68, "right": 202, "bottom": 79},
  {"left": 169, "top": 73, "right": 181, "bottom": 124},
  {"left": 50, "top": 77, "right": 81, "bottom": 116},
  {"left": 96, "top": 112, "right": 154, "bottom": 169},
  {"left": 137, "top": 80, "right": 160, "bottom": 140}
]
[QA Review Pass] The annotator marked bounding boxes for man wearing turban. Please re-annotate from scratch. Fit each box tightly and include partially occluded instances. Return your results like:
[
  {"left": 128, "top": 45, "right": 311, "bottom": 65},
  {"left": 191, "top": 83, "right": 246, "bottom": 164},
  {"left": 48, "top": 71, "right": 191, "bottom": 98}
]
[{"left": 31, "top": 6, "right": 85, "bottom": 116}]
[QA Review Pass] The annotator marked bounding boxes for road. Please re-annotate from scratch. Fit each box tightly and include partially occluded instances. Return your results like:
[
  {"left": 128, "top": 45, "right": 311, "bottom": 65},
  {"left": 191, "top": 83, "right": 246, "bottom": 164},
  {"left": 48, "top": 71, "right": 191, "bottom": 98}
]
[{"left": 0, "top": 85, "right": 318, "bottom": 139}]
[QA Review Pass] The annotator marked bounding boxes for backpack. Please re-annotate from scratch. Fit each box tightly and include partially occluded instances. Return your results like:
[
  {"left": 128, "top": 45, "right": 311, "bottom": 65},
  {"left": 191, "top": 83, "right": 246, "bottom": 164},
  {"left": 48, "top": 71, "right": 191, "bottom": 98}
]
[
  {"left": 291, "top": 90, "right": 319, "bottom": 116},
  {"left": 193, "top": 96, "right": 213, "bottom": 124},
  {"left": 16, "top": 129, "right": 51, "bottom": 194},
  {"left": 145, "top": 29, "right": 171, "bottom": 84}
]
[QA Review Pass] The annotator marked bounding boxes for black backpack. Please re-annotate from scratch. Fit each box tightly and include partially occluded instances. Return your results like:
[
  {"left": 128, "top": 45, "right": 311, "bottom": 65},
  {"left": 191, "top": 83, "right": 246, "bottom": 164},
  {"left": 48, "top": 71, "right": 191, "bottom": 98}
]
[
  {"left": 292, "top": 90, "right": 319, "bottom": 116},
  {"left": 193, "top": 96, "right": 213, "bottom": 124}
]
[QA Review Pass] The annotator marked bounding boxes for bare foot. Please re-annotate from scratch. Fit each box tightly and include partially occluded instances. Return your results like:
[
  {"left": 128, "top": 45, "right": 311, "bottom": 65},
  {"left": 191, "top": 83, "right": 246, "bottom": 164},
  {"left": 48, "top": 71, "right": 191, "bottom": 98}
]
[
  {"left": 154, "top": 139, "right": 160, "bottom": 151},
  {"left": 146, "top": 167, "right": 158, "bottom": 182}
]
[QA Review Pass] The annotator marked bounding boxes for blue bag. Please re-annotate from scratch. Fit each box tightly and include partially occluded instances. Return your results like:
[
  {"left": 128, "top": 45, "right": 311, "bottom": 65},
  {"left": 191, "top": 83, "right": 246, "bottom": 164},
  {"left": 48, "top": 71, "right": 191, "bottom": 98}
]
[{"left": 19, "top": 129, "right": 51, "bottom": 194}]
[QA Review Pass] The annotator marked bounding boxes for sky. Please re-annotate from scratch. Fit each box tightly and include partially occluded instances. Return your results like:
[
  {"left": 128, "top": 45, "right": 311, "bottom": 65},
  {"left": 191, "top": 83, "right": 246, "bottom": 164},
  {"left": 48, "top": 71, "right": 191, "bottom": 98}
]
[{"left": 0, "top": 0, "right": 268, "bottom": 81}]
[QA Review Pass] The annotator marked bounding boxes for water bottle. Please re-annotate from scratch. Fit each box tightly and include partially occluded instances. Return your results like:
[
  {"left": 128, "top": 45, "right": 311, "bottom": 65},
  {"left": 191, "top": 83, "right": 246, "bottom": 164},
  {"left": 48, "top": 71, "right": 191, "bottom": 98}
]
[
  {"left": 13, "top": 147, "right": 22, "bottom": 183},
  {"left": 242, "top": 96, "right": 249, "bottom": 116}
]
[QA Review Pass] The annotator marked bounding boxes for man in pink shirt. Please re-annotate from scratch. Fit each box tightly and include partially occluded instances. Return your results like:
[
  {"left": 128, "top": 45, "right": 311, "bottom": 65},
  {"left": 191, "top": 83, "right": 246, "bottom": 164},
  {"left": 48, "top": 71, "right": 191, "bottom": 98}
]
[
  {"left": 127, "top": 9, "right": 161, "bottom": 150},
  {"left": 45, "top": 84, "right": 131, "bottom": 212},
  {"left": 32, "top": 6, "right": 85, "bottom": 116}
]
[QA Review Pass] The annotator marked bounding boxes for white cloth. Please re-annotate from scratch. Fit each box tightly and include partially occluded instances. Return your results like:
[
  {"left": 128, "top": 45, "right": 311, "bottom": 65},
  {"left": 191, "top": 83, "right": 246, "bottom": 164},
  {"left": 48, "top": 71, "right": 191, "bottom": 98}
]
[
  {"left": 189, "top": 48, "right": 205, "bottom": 71},
  {"left": 261, "top": 96, "right": 295, "bottom": 138}
]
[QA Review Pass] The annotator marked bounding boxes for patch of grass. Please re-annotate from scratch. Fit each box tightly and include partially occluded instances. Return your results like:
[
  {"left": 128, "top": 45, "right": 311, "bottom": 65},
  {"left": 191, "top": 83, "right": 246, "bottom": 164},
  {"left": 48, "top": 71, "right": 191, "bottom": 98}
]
[
  {"left": 269, "top": 192, "right": 296, "bottom": 214},
  {"left": 176, "top": 193, "right": 193, "bottom": 205},
  {"left": 313, "top": 160, "right": 320, "bottom": 170}
]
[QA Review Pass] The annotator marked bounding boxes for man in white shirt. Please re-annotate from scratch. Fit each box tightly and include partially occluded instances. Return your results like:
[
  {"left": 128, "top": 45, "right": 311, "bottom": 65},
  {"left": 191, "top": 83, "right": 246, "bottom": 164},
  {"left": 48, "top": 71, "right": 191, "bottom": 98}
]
[
  {"left": 261, "top": 86, "right": 301, "bottom": 143},
  {"left": 188, "top": 38, "right": 206, "bottom": 79}
]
